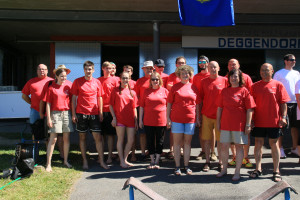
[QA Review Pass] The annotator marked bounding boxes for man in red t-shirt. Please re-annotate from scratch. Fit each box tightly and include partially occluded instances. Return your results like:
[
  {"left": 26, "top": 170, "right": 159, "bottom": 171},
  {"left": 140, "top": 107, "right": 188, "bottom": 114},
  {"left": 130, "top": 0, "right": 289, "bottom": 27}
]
[
  {"left": 71, "top": 61, "right": 108, "bottom": 170},
  {"left": 98, "top": 61, "right": 119, "bottom": 164},
  {"left": 123, "top": 65, "right": 136, "bottom": 90},
  {"left": 199, "top": 61, "right": 227, "bottom": 172},
  {"left": 135, "top": 60, "right": 154, "bottom": 160},
  {"left": 227, "top": 59, "right": 254, "bottom": 168},
  {"left": 166, "top": 56, "right": 186, "bottom": 91},
  {"left": 22, "top": 64, "right": 54, "bottom": 124},
  {"left": 192, "top": 55, "right": 213, "bottom": 161},
  {"left": 154, "top": 59, "right": 169, "bottom": 88},
  {"left": 250, "top": 63, "right": 290, "bottom": 182}
]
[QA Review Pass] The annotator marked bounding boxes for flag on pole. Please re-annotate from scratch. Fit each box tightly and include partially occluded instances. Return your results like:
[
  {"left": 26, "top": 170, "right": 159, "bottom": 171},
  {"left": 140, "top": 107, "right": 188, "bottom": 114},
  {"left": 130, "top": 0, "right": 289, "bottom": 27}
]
[{"left": 178, "top": 0, "right": 235, "bottom": 27}]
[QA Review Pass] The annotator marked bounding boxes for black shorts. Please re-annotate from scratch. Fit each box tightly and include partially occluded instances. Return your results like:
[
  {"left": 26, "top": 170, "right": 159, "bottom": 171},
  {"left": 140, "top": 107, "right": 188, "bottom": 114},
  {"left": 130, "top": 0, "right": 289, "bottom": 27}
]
[
  {"left": 76, "top": 114, "right": 101, "bottom": 133},
  {"left": 101, "top": 112, "right": 116, "bottom": 135},
  {"left": 287, "top": 103, "right": 298, "bottom": 128},
  {"left": 251, "top": 127, "right": 283, "bottom": 139}
]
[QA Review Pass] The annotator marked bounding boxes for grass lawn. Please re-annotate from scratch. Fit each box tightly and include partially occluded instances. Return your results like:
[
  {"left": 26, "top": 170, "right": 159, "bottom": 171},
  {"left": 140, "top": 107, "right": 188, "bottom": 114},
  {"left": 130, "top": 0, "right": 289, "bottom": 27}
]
[{"left": 0, "top": 144, "right": 83, "bottom": 200}]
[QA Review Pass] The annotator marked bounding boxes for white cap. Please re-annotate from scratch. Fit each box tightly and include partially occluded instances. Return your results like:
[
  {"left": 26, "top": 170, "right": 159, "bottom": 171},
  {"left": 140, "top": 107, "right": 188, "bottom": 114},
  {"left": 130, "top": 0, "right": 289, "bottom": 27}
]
[{"left": 142, "top": 60, "right": 154, "bottom": 68}]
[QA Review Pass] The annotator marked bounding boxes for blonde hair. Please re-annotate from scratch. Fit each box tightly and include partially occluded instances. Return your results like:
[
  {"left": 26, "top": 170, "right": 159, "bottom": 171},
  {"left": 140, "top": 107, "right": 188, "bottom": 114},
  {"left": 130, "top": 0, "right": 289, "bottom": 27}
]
[
  {"left": 119, "top": 71, "right": 133, "bottom": 97},
  {"left": 149, "top": 72, "right": 163, "bottom": 88},
  {"left": 175, "top": 65, "right": 194, "bottom": 78},
  {"left": 123, "top": 65, "right": 133, "bottom": 72},
  {"left": 102, "top": 61, "right": 111, "bottom": 69}
]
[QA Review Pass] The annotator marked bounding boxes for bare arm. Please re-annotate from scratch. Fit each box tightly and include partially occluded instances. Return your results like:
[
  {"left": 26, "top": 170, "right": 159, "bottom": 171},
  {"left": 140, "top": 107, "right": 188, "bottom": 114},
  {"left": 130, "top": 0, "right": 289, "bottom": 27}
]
[
  {"left": 98, "top": 96, "right": 103, "bottom": 122},
  {"left": 245, "top": 108, "right": 254, "bottom": 135},
  {"left": 216, "top": 107, "right": 223, "bottom": 132},
  {"left": 198, "top": 102, "right": 203, "bottom": 127},
  {"left": 46, "top": 102, "right": 53, "bottom": 128},
  {"left": 196, "top": 104, "right": 200, "bottom": 127},
  {"left": 139, "top": 107, "right": 144, "bottom": 129},
  {"left": 109, "top": 105, "right": 117, "bottom": 127},
  {"left": 279, "top": 103, "right": 288, "bottom": 128},
  {"left": 72, "top": 95, "right": 78, "bottom": 123},
  {"left": 22, "top": 93, "right": 31, "bottom": 104},
  {"left": 166, "top": 103, "right": 172, "bottom": 129},
  {"left": 134, "top": 107, "right": 138, "bottom": 130}
]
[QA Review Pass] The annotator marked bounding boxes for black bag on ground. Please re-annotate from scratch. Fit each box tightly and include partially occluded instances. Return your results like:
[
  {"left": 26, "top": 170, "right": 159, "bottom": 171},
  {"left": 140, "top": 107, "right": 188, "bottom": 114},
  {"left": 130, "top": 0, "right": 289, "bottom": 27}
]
[{"left": 30, "top": 119, "right": 47, "bottom": 140}]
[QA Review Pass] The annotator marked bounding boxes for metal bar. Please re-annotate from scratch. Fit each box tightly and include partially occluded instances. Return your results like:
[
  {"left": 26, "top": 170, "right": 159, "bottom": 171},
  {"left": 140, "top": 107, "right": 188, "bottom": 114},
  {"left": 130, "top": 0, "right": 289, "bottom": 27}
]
[
  {"left": 129, "top": 185, "right": 134, "bottom": 200},
  {"left": 153, "top": 21, "right": 160, "bottom": 60},
  {"left": 284, "top": 189, "right": 291, "bottom": 200}
]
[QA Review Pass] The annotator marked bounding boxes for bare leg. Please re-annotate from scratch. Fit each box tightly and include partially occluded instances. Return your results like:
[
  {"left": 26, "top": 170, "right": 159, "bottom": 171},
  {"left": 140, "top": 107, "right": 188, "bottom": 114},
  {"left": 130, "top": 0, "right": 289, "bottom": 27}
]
[
  {"left": 169, "top": 131, "right": 174, "bottom": 155},
  {"left": 230, "top": 144, "right": 236, "bottom": 158},
  {"left": 233, "top": 144, "right": 244, "bottom": 180},
  {"left": 140, "top": 133, "right": 147, "bottom": 155},
  {"left": 46, "top": 133, "right": 58, "bottom": 172},
  {"left": 124, "top": 127, "right": 135, "bottom": 167},
  {"left": 173, "top": 133, "right": 183, "bottom": 168},
  {"left": 63, "top": 132, "right": 72, "bottom": 168},
  {"left": 269, "top": 138, "right": 280, "bottom": 173},
  {"left": 204, "top": 140, "right": 211, "bottom": 164},
  {"left": 253, "top": 138, "right": 264, "bottom": 172},
  {"left": 57, "top": 135, "right": 64, "bottom": 158},
  {"left": 92, "top": 132, "right": 109, "bottom": 169},
  {"left": 211, "top": 129, "right": 216, "bottom": 153},
  {"left": 217, "top": 142, "right": 229, "bottom": 177},
  {"left": 291, "top": 127, "right": 299, "bottom": 150},
  {"left": 183, "top": 134, "right": 193, "bottom": 167},
  {"left": 116, "top": 126, "right": 127, "bottom": 168},
  {"left": 106, "top": 135, "right": 115, "bottom": 164},
  {"left": 79, "top": 132, "right": 88, "bottom": 169},
  {"left": 130, "top": 136, "right": 137, "bottom": 162},
  {"left": 243, "top": 134, "right": 250, "bottom": 159}
]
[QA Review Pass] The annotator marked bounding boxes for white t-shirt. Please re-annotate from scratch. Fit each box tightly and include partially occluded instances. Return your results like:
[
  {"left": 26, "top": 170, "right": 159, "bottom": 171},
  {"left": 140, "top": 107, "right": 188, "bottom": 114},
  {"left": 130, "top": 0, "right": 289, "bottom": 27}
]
[
  {"left": 295, "top": 80, "right": 300, "bottom": 120},
  {"left": 274, "top": 68, "right": 300, "bottom": 103}
]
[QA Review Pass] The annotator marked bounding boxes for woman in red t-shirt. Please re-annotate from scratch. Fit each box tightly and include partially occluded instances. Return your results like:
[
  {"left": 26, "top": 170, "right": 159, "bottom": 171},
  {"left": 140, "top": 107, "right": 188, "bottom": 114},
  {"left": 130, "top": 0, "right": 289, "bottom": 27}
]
[
  {"left": 167, "top": 65, "right": 200, "bottom": 175},
  {"left": 139, "top": 72, "right": 169, "bottom": 169},
  {"left": 110, "top": 71, "right": 138, "bottom": 168},
  {"left": 45, "top": 65, "right": 74, "bottom": 172},
  {"left": 216, "top": 69, "right": 255, "bottom": 181}
]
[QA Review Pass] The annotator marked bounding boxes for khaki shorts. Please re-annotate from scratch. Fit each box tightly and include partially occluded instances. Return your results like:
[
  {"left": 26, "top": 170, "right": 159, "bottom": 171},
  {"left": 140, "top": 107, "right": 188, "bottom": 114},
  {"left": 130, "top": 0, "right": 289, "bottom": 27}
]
[
  {"left": 220, "top": 130, "right": 248, "bottom": 144},
  {"left": 201, "top": 115, "right": 220, "bottom": 141},
  {"left": 49, "top": 110, "right": 74, "bottom": 133}
]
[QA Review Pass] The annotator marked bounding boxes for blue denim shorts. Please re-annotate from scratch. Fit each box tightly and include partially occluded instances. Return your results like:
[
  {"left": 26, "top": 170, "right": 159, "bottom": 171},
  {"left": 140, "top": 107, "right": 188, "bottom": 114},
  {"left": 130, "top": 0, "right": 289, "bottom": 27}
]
[
  {"left": 171, "top": 122, "right": 195, "bottom": 135},
  {"left": 30, "top": 108, "right": 40, "bottom": 124}
]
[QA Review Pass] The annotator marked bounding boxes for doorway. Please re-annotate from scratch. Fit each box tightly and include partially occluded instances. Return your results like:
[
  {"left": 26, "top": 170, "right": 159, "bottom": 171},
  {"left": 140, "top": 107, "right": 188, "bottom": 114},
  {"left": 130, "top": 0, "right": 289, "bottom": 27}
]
[{"left": 101, "top": 45, "right": 139, "bottom": 80}]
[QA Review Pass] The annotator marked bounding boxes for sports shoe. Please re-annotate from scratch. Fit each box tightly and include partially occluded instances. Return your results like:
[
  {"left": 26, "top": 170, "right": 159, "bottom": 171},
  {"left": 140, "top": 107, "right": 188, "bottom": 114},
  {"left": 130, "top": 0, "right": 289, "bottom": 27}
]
[
  {"left": 196, "top": 151, "right": 205, "bottom": 160},
  {"left": 291, "top": 148, "right": 299, "bottom": 156},
  {"left": 210, "top": 152, "right": 217, "bottom": 161},
  {"left": 280, "top": 148, "right": 286, "bottom": 159},
  {"left": 243, "top": 158, "right": 253, "bottom": 168},
  {"left": 228, "top": 157, "right": 236, "bottom": 166}
]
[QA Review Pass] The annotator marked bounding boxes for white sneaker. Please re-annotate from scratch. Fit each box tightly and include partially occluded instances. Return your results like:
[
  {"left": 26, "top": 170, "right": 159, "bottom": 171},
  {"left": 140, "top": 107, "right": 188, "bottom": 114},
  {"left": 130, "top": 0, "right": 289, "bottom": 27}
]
[
  {"left": 291, "top": 148, "right": 299, "bottom": 156},
  {"left": 280, "top": 148, "right": 286, "bottom": 159}
]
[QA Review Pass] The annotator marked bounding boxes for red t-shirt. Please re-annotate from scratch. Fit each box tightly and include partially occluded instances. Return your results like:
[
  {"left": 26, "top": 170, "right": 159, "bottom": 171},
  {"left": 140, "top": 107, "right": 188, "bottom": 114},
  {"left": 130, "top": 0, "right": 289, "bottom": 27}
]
[
  {"left": 242, "top": 73, "right": 253, "bottom": 91},
  {"left": 217, "top": 87, "right": 256, "bottom": 131},
  {"left": 98, "top": 76, "right": 119, "bottom": 112},
  {"left": 167, "top": 82, "right": 200, "bottom": 123},
  {"left": 160, "top": 72, "right": 169, "bottom": 88},
  {"left": 251, "top": 79, "right": 290, "bottom": 128},
  {"left": 110, "top": 87, "right": 138, "bottom": 127},
  {"left": 192, "top": 72, "right": 210, "bottom": 92},
  {"left": 46, "top": 80, "right": 73, "bottom": 111},
  {"left": 135, "top": 76, "right": 150, "bottom": 99},
  {"left": 129, "top": 79, "right": 136, "bottom": 90},
  {"left": 166, "top": 73, "right": 181, "bottom": 90},
  {"left": 71, "top": 77, "right": 103, "bottom": 115},
  {"left": 199, "top": 76, "right": 228, "bottom": 119},
  {"left": 22, "top": 76, "right": 54, "bottom": 112},
  {"left": 140, "top": 87, "right": 169, "bottom": 126}
]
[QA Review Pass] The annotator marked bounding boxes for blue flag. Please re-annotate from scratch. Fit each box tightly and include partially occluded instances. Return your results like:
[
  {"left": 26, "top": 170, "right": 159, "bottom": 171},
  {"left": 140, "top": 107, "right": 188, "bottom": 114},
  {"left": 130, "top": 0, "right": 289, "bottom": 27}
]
[{"left": 178, "top": 0, "right": 235, "bottom": 27}]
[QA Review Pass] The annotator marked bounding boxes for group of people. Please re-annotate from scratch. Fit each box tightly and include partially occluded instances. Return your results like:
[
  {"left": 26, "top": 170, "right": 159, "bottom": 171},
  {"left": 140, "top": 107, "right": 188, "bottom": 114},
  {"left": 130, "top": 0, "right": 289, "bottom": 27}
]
[{"left": 21, "top": 53, "right": 300, "bottom": 182}]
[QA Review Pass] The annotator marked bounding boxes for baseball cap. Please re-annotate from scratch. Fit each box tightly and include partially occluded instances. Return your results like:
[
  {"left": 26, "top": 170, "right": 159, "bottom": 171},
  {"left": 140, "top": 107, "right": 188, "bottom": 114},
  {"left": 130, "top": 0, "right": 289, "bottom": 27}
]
[{"left": 154, "top": 59, "right": 165, "bottom": 67}]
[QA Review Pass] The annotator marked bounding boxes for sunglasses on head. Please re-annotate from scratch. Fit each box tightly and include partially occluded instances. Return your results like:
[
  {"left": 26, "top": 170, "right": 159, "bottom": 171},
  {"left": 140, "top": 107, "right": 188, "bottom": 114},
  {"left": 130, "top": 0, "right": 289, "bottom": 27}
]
[{"left": 198, "top": 61, "right": 207, "bottom": 64}]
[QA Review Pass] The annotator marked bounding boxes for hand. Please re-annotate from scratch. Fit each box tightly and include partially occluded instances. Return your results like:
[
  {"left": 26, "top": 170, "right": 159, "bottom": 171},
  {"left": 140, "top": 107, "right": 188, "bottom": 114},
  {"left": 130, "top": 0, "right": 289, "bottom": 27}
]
[
  {"left": 39, "top": 113, "right": 44, "bottom": 119},
  {"left": 279, "top": 118, "right": 287, "bottom": 128},
  {"left": 135, "top": 120, "right": 139, "bottom": 131},
  {"left": 72, "top": 115, "right": 78, "bottom": 124},
  {"left": 245, "top": 126, "right": 252, "bottom": 135},
  {"left": 167, "top": 118, "right": 172, "bottom": 129},
  {"left": 111, "top": 117, "right": 117, "bottom": 127},
  {"left": 216, "top": 122, "right": 220, "bottom": 132},
  {"left": 47, "top": 119, "right": 53, "bottom": 128},
  {"left": 139, "top": 120, "right": 144, "bottom": 129}
]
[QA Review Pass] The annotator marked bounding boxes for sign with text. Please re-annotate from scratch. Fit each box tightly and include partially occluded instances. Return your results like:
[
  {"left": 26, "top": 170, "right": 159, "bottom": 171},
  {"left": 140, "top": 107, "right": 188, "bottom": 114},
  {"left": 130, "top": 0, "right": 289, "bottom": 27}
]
[{"left": 182, "top": 36, "right": 300, "bottom": 49}]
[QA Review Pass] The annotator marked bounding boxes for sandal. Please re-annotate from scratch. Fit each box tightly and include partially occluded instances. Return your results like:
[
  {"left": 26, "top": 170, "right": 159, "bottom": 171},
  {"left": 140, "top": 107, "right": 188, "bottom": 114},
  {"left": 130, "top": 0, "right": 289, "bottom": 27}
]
[
  {"left": 217, "top": 163, "right": 223, "bottom": 172},
  {"left": 174, "top": 167, "right": 181, "bottom": 176},
  {"left": 249, "top": 170, "right": 262, "bottom": 179},
  {"left": 272, "top": 172, "right": 282, "bottom": 182},
  {"left": 185, "top": 166, "right": 192, "bottom": 175},
  {"left": 203, "top": 163, "right": 210, "bottom": 172}
]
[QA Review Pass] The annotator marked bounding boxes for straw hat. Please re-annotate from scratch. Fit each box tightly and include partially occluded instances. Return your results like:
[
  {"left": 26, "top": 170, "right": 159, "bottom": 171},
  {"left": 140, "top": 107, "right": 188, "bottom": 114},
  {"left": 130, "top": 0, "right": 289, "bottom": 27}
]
[{"left": 53, "top": 65, "right": 71, "bottom": 75}]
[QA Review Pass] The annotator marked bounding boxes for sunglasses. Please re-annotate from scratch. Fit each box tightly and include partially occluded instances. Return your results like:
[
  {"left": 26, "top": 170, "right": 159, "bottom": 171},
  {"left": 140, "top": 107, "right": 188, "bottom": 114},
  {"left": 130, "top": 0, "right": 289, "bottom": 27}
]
[
  {"left": 151, "top": 79, "right": 159, "bottom": 81},
  {"left": 198, "top": 61, "right": 207, "bottom": 64},
  {"left": 288, "top": 59, "right": 296, "bottom": 62},
  {"left": 156, "top": 66, "right": 165, "bottom": 68}
]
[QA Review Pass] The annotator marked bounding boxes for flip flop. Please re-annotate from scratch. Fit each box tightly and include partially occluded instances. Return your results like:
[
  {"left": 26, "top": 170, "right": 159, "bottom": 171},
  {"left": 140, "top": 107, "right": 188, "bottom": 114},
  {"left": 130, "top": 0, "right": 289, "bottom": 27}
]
[
  {"left": 249, "top": 170, "right": 262, "bottom": 178},
  {"left": 203, "top": 163, "right": 210, "bottom": 172}
]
